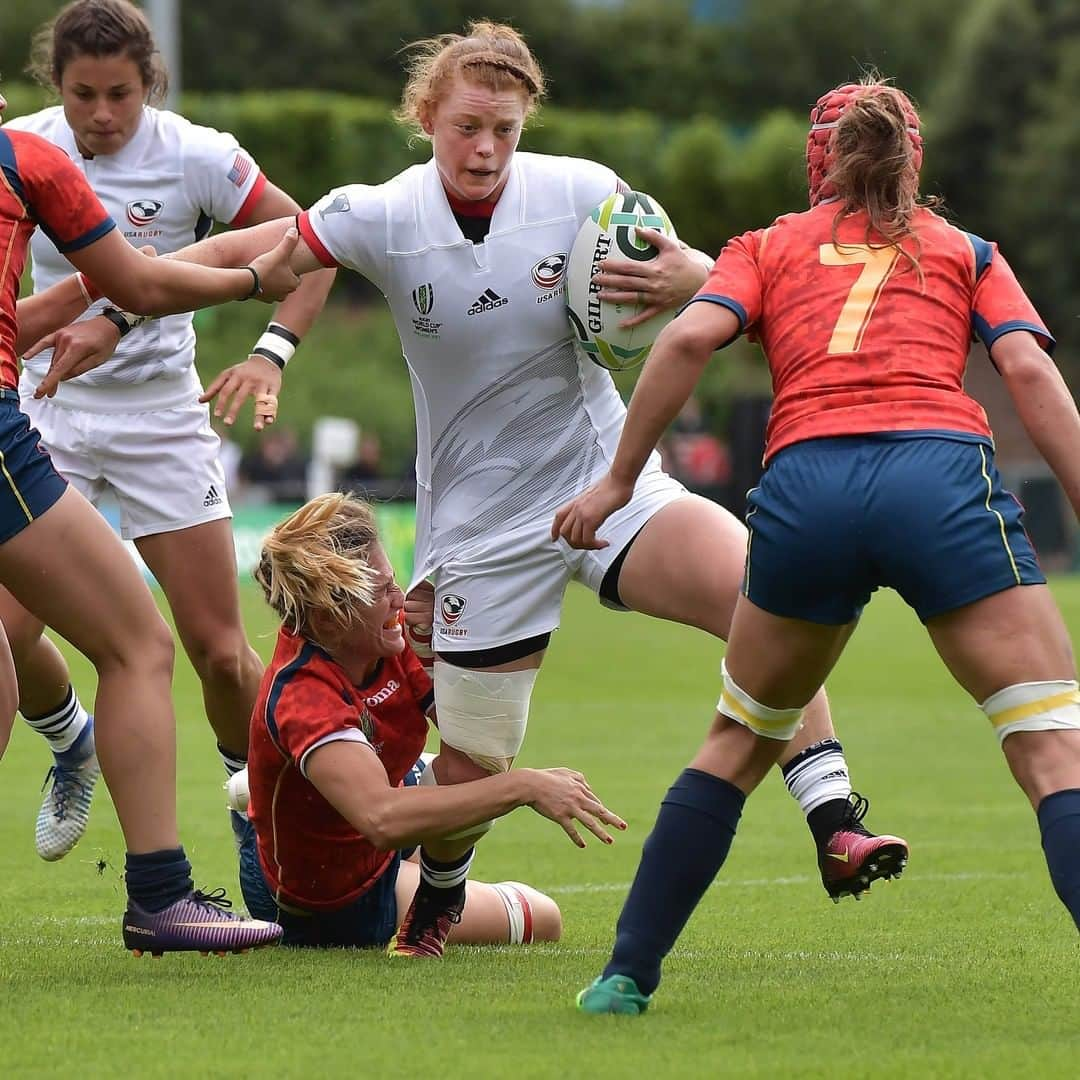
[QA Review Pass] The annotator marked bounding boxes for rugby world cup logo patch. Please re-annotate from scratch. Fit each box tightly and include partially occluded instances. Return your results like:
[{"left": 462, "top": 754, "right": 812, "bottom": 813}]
[
  {"left": 532, "top": 253, "right": 567, "bottom": 290},
  {"left": 126, "top": 199, "right": 164, "bottom": 227},
  {"left": 412, "top": 283, "right": 435, "bottom": 316},
  {"left": 441, "top": 594, "right": 467, "bottom": 625}
]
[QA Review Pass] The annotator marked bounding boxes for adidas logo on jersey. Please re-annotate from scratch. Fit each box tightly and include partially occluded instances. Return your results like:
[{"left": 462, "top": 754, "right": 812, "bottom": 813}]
[
  {"left": 467, "top": 289, "right": 508, "bottom": 315},
  {"left": 203, "top": 485, "right": 223, "bottom": 508}
]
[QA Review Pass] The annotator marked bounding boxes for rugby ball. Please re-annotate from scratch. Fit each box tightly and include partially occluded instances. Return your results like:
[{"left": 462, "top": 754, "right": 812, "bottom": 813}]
[{"left": 565, "top": 190, "right": 678, "bottom": 371}]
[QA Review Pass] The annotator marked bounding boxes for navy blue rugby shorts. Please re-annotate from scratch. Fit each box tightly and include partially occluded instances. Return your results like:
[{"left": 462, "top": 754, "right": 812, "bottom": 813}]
[
  {"left": 0, "top": 391, "right": 67, "bottom": 545},
  {"left": 743, "top": 433, "right": 1045, "bottom": 625}
]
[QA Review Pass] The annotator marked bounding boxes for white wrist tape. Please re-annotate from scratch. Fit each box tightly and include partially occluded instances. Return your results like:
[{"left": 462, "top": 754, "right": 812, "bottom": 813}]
[{"left": 252, "top": 322, "right": 299, "bottom": 371}]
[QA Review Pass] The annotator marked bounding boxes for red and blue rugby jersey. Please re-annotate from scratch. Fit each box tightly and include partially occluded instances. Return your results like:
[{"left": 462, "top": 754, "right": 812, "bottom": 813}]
[
  {"left": 0, "top": 128, "right": 114, "bottom": 388},
  {"left": 247, "top": 627, "right": 432, "bottom": 911},
  {"left": 693, "top": 202, "right": 1052, "bottom": 462}
]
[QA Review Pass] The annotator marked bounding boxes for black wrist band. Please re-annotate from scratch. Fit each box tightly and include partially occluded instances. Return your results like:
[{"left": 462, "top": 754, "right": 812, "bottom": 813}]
[
  {"left": 101, "top": 309, "right": 132, "bottom": 338},
  {"left": 243, "top": 265, "right": 262, "bottom": 300},
  {"left": 267, "top": 322, "right": 301, "bottom": 347},
  {"left": 252, "top": 347, "right": 286, "bottom": 371}
]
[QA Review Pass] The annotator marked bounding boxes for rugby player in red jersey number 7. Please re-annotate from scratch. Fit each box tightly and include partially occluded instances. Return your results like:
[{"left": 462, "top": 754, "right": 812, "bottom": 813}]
[{"left": 556, "top": 76, "right": 1080, "bottom": 1015}]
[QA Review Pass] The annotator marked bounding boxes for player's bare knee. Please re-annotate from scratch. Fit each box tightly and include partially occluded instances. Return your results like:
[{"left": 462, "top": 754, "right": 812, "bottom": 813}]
[
  {"left": 94, "top": 610, "right": 174, "bottom": 675},
  {"left": 1, "top": 612, "right": 46, "bottom": 664},
  {"left": 527, "top": 890, "right": 562, "bottom": 942},
  {"left": 186, "top": 635, "right": 255, "bottom": 691}
]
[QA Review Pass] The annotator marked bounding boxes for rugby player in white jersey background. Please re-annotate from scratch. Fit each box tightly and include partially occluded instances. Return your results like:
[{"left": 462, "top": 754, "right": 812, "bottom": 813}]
[
  {"left": 38, "top": 21, "right": 907, "bottom": 956},
  {"left": 3, "top": 0, "right": 335, "bottom": 861}
]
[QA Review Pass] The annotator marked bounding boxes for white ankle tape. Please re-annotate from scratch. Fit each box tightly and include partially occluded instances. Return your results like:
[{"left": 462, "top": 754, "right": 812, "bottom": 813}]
[
  {"left": 718, "top": 659, "right": 804, "bottom": 741},
  {"left": 980, "top": 680, "right": 1080, "bottom": 743}
]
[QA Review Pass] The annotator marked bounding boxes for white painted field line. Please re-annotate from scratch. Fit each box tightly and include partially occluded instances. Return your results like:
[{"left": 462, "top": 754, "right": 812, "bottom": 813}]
[{"left": 550, "top": 870, "right": 1025, "bottom": 895}]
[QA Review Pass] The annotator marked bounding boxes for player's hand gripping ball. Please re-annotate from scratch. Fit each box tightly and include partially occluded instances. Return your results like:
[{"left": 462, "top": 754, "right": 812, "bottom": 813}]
[{"left": 565, "top": 190, "right": 678, "bottom": 371}]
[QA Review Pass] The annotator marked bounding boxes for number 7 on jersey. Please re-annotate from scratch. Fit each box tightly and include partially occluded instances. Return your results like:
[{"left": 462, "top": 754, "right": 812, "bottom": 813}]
[{"left": 820, "top": 244, "right": 900, "bottom": 354}]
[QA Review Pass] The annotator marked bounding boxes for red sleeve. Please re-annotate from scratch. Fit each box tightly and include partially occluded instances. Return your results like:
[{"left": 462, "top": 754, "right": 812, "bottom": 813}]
[
  {"left": 970, "top": 240, "right": 1053, "bottom": 354},
  {"left": 689, "top": 229, "right": 765, "bottom": 335},
  {"left": 229, "top": 171, "right": 267, "bottom": 227},
  {"left": 10, "top": 131, "right": 115, "bottom": 253},
  {"left": 266, "top": 661, "right": 364, "bottom": 764},
  {"left": 297, "top": 209, "right": 341, "bottom": 268}
]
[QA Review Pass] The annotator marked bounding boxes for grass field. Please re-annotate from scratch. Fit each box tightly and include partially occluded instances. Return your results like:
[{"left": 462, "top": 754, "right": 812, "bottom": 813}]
[{"left": 2, "top": 579, "right": 1079, "bottom": 1078}]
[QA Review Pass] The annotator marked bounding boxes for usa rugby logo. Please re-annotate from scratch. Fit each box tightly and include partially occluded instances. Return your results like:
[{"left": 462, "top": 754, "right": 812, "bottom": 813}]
[
  {"left": 126, "top": 199, "right": 163, "bottom": 227},
  {"left": 532, "top": 253, "right": 567, "bottom": 290},
  {"left": 441, "top": 595, "right": 467, "bottom": 624}
]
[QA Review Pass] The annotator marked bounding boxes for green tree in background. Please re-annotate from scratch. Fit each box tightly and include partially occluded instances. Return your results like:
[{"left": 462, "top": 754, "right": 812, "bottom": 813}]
[{"left": 927, "top": 0, "right": 1080, "bottom": 369}]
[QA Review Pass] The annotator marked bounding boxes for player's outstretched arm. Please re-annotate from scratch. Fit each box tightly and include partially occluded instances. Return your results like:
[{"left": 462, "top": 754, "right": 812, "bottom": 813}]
[
  {"left": 201, "top": 186, "right": 337, "bottom": 430},
  {"left": 31, "top": 230, "right": 303, "bottom": 397},
  {"left": 993, "top": 330, "right": 1080, "bottom": 519},
  {"left": 306, "top": 741, "right": 626, "bottom": 851},
  {"left": 552, "top": 300, "right": 739, "bottom": 549},
  {"left": 69, "top": 223, "right": 301, "bottom": 316},
  {"left": 14, "top": 275, "right": 96, "bottom": 356}
]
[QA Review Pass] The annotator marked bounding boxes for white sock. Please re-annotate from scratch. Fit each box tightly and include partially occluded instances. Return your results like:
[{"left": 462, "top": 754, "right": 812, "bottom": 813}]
[
  {"left": 218, "top": 744, "right": 247, "bottom": 778},
  {"left": 781, "top": 737, "right": 851, "bottom": 815},
  {"left": 419, "top": 848, "right": 475, "bottom": 891},
  {"left": 23, "top": 686, "right": 90, "bottom": 756}
]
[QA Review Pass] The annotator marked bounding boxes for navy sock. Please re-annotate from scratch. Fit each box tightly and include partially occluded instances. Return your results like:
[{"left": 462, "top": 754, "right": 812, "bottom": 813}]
[
  {"left": 125, "top": 847, "right": 194, "bottom": 913},
  {"left": 604, "top": 768, "right": 746, "bottom": 995},
  {"left": 1037, "top": 788, "right": 1080, "bottom": 932}
]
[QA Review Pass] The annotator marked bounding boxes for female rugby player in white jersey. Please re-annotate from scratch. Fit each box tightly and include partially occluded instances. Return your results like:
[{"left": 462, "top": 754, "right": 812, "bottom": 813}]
[
  {"left": 38, "top": 21, "right": 906, "bottom": 957},
  {"left": 3, "top": 0, "right": 334, "bottom": 861}
]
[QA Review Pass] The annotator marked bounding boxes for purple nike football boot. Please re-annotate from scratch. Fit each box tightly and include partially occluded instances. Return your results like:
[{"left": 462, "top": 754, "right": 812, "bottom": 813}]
[{"left": 123, "top": 887, "right": 283, "bottom": 957}]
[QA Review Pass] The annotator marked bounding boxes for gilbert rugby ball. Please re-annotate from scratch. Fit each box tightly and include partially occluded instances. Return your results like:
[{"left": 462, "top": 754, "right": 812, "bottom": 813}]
[{"left": 565, "top": 190, "right": 678, "bottom": 371}]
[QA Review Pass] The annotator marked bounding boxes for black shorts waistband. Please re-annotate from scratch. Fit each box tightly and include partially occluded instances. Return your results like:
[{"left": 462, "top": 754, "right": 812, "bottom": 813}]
[{"left": 0, "top": 388, "right": 19, "bottom": 403}]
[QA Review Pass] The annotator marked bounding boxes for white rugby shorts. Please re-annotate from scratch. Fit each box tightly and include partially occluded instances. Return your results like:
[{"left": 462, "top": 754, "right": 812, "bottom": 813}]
[
  {"left": 19, "top": 373, "right": 231, "bottom": 540},
  {"left": 432, "top": 468, "right": 687, "bottom": 653}
]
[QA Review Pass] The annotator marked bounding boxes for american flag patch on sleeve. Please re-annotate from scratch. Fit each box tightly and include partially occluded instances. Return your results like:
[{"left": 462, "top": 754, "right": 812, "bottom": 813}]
[{"left": 227, "top": 153, "right": 253, "bottom": 188}]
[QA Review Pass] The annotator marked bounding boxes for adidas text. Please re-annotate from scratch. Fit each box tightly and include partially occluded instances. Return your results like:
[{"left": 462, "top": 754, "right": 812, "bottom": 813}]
[
  {"left": 203, "top": 485, "right": 223, "bottom": 508},
  {"left": 467, "top": 289, "right": 508, "bottom": 315}
]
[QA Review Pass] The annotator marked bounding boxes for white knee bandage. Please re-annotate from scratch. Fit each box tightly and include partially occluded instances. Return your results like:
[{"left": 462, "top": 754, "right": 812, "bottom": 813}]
[
  {"left": 717, "top": 659, "right": 805, "bottom": 741},
  {"left": 433, "top": 662, "right": 539, "bottom": 774},
  {"left": 981, "top": 680, "right": 1080, "bottom": 744},
  {"left": 491, "top": 882, "right": 535, "bottom": 944}
]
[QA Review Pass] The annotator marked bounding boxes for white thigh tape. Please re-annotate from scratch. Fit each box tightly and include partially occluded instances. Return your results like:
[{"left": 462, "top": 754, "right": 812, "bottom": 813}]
[
  {"left": 981, "top": 680, "right": 1080, "bottom": 744},
  {"left": 433, "top": 662, "right": 539, "bottom": 773},
  {"left": 717, "top": 658, "right": 805, "bottom": 741}
]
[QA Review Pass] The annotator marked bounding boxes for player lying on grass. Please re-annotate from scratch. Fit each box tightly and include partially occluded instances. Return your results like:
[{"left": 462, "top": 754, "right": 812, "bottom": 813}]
[
  {"left": 229, "top": 492, "right": 623, "bottom": 951},
  {"left": 31, "top": 22, "right": 908, "bottom": 962},
  {"left": 555, "top": 76, "right": 1080, "bottom": 1015}
]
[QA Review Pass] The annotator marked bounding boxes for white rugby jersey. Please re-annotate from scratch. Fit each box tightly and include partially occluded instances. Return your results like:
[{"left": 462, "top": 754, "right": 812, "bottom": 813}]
[
  {"left": 6, "top": 106, "right": 263, "bottom": 397},
  {"left": 298, "top": 153, "right": 662, "bottom": 582}
]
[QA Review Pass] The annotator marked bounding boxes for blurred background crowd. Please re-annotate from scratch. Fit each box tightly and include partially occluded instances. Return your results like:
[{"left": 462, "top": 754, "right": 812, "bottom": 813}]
[{"left": 4, "top": 0, "right": 1077, "bottom": 563}]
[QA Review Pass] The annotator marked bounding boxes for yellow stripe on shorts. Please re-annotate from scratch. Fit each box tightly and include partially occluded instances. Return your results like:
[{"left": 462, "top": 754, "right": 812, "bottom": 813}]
[
  {"left": 979, "top": 444, "right": 1020, "bottom": 584},
  {"left": 0, "top": 447, "right": 34, "bottom": 525}
]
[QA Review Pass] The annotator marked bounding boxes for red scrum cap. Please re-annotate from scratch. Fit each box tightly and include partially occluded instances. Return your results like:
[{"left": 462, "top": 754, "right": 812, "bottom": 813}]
[{"left": 806, "top": 82, "right": 923, "bottom": 206}]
